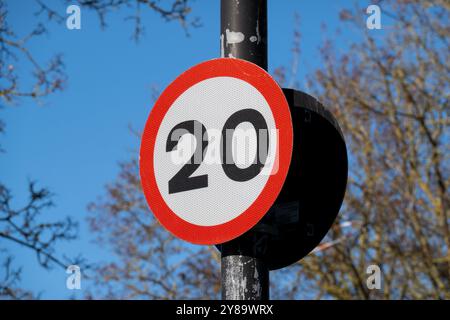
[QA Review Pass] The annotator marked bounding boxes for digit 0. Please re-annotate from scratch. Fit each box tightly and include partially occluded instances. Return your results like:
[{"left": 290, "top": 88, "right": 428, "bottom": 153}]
[{"left": 221, "top": 109, "right": 269, "bottom": 182}]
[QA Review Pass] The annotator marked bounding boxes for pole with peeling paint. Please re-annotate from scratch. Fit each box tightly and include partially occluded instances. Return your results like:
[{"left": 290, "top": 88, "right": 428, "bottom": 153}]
[
  {"left": 220, "top": 0, "right": 270, "bottom": 300},
  {"left": 220, "top": 0, "right": 267, "bottom": 68}
]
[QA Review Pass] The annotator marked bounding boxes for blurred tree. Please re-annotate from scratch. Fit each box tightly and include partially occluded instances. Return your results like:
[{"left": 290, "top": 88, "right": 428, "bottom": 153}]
[
  {"left": 0, "top": 0, "right": 198, "bottom": 299},
  {"left": 87, "top": 160, "right": 220, "bottom": 299},
  {"left": 88, "top": 0, "right": 449, "bottom": 299},
  {"left": 0, "top": 1, "right": 66, "bottom": 107},
  {"left": 0, "top": 252, "right": 34, "bottom": 299},
  {"left": 34, "top": 0, "right": 200, "bottom": 41},
  {"left": 0, "top": 0, "right": 199, "bottom": 107},
  {"left": 295, "top": 0, "right": 449, "bottom": 299},
  {"left": 0, "top": 0, "right": 73, "bottom": 299},
  {"left": 0, "top": 181, "right": 83, "bottom": 299}
]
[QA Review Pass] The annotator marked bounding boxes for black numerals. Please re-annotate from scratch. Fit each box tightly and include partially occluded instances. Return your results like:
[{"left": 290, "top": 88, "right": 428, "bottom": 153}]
[
  {"left": 166, "top": 109, "right": 269, "bottom": 194},
  {"left": 166, "top": 120, "right": 208, "bottom": 194}
]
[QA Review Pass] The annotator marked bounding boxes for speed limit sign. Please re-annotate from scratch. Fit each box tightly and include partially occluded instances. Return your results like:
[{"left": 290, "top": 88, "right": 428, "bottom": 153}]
[{"left": 140, "top": 58, "right": 293, "bottom": 244}]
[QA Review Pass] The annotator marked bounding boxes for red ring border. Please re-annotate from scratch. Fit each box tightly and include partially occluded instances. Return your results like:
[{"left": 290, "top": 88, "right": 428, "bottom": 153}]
[{"left": 139, "top": 58, "right": 293, "bottom": 245}]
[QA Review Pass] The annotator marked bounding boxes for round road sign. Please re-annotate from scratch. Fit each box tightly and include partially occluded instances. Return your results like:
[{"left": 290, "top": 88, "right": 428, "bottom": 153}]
[{"left": 140, "top": 58, "right": 293, "bottom": 245}]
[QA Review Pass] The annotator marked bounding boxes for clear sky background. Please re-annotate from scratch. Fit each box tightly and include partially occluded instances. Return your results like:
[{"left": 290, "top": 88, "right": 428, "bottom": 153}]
[{"left": 1, "top": 0, "right": 374, "bottom": 299}]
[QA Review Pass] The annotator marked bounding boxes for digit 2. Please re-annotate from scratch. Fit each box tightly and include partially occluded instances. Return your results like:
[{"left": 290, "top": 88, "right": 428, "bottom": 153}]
[{"left": 166, "top": 120, "right": 208, "bottom": 194}]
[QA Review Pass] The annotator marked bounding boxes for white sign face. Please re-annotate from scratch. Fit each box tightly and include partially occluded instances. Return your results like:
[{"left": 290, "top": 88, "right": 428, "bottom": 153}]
[
  {"left": 140, "top": 58, "right": 293, "bottom": 244},
  {"left": 153, "top": 76, "right": 277, "bottom": 226}
]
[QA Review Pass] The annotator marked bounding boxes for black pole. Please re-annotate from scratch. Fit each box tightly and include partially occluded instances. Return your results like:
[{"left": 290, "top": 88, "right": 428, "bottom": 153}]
[
  {"left": 220, "top": 0, "right": 267, "bottom": 69},
  {"left": 220, "top": 0, "right": 270, "bottom": 300}
]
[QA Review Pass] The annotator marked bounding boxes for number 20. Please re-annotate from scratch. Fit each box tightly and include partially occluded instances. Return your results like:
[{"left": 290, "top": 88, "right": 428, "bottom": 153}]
[{"left": 166, "top": 109, "right": 269, "bottom": 194}]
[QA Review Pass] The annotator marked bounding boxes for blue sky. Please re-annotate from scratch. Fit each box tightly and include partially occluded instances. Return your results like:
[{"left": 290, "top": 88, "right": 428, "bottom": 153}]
[{"left": 1, "top": 0, "right": 373, "bottom": 299}]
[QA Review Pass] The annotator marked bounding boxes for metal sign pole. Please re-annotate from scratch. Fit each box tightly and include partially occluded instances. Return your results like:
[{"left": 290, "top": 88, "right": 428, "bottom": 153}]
[{"left": 220, "top": 0, "right": 270, "bottom": 300}]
